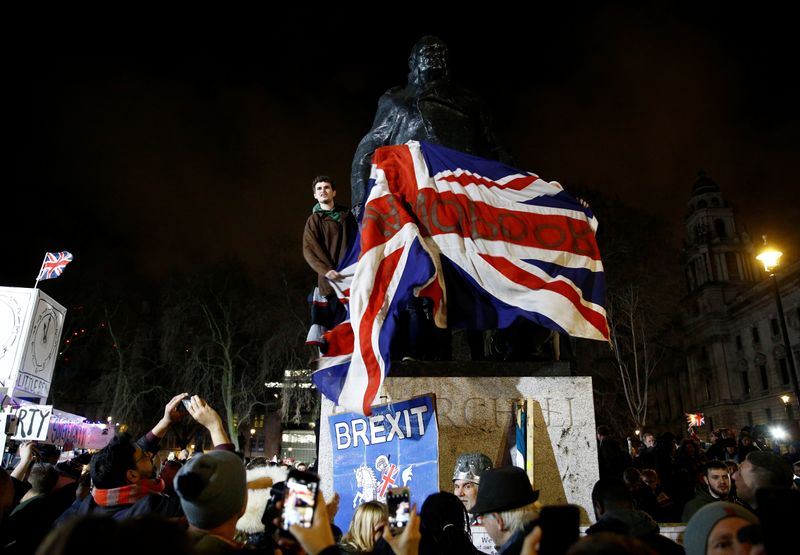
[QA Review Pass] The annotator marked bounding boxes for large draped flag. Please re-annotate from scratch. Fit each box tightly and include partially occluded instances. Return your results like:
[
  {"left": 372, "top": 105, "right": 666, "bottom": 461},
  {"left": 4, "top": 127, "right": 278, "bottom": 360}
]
[{"left": 313, "top": 141, "right": 608, "bottom": 414}]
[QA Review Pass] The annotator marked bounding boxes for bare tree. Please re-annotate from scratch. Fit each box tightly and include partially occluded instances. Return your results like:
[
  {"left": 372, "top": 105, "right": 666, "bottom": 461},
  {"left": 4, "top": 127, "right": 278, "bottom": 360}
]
[
  {"left": 607, "top": 285, "right": 665, "bottom": 430},
  {"left": 158, "top": 266, "right": 308, "bottom": 450},
  {"left": 102, "top": 312, "right": 167, "bottom": 426}
]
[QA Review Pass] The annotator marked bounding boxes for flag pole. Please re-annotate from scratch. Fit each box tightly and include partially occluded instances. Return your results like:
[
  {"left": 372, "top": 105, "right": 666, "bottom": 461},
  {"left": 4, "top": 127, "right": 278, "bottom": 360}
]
[{"left": 33, "top": 252, "right": 48, "bottom": 289}]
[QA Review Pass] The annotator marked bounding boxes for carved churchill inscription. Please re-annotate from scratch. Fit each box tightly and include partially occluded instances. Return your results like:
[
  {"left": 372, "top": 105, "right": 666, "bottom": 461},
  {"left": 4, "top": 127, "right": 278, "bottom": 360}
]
[{"left": 427, "top": 396, "right": 578, "bottom": 429}]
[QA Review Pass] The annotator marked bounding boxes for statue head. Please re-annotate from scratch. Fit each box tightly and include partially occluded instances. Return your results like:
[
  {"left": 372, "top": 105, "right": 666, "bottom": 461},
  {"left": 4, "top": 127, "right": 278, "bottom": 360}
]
[{"left": 408, "top": 35, "right": 449, "bottom": 86}]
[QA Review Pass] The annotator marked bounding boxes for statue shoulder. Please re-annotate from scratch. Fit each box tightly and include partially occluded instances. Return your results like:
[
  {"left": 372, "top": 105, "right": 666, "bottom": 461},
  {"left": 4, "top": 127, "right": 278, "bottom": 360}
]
[
  {"left": 384, "top": 85, "right": 404, "bottom": 96},
  {"left": 378, "top": 85, "right": 405, "bottom": 105}
]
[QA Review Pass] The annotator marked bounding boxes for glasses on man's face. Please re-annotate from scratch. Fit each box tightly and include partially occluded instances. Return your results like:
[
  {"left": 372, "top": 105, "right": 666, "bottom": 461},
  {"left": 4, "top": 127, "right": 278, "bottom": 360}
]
[{"left": 134, "top": 450, "right": 154, "bottom": 465}]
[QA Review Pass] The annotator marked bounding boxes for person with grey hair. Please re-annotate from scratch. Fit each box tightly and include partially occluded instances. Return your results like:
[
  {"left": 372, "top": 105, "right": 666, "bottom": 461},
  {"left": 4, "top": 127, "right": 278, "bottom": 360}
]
[
  {"left": 469, "top": 466, "right": 539, "bottom": 555},
  {"left": 452, "top": 452, "right": 493, "bottom": 514},
  {"left": 732, "top": 450, "right": 793, "bottom": 511}
]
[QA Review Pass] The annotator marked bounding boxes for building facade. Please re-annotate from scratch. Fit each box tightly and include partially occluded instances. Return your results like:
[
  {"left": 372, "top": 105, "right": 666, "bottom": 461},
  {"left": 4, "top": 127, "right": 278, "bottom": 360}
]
[{"left": 651, "top": 174, "right": 800, "bottom": 435}]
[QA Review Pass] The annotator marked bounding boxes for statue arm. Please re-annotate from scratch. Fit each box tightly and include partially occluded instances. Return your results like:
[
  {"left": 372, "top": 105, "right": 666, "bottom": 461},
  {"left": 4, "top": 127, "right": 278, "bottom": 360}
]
[
  {"left": 350, "top": 92, "right": 399, "bottom": 213},
  {"left": 479, "top": 100, "right": 514, "bottom": 165}
]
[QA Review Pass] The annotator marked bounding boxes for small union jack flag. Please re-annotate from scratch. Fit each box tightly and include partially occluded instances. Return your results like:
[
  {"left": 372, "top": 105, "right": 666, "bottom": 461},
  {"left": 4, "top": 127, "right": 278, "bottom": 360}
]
[
  {"left": 686, "top": 413, "right": 705, "bottom": 428},
  {"left": 377, "top": 463, "right": 399, "bottom": 498},
  {"left": 36, "top": 251, "right": 74, "bottom": 281}
]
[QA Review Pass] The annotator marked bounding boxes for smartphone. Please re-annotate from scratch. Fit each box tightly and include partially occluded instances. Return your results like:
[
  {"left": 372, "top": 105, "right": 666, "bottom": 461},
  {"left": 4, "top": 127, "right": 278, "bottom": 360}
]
[
  {"left": 537, "top": 504, "right": 579, "bottom": 555},
  {"left": 387, "top": 487, "right": 411, "bottom": 534},
  {"left": 180, "top": 398, "right": 192, "bottom": 411},
  {"left": 281, "top": 469, "right": 320, "bottom": 529}
]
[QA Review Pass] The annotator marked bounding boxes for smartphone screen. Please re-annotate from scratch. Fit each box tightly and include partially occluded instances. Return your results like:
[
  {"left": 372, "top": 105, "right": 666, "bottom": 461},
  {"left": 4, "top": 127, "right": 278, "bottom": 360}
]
[
  {"left": 282, "top": 470, "right": 320, "bottom": 529},
  {"left": 387, "top": 487, "right": 411, "bottom": 533}
]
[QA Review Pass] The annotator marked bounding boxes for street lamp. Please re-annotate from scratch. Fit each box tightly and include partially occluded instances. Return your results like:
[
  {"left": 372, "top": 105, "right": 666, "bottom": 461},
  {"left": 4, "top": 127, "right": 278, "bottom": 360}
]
[
  {"left": 781, "top": 394, "right": 793, "bottom": 420},
  {"left": 757, "top": 238, "right": 800, "bottom": 415}
]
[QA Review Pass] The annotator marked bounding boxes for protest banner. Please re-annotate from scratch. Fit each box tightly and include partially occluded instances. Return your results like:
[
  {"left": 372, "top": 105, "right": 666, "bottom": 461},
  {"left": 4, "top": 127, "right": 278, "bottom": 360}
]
[
  {"left": 328, "top": 393, "right": 438, "bottom": 533},
  {"left": 1, "top": 402, "right": 110, "bottom": 450},
  {"left": 47, "top": 419, "right": 110, "bottom": 450}
]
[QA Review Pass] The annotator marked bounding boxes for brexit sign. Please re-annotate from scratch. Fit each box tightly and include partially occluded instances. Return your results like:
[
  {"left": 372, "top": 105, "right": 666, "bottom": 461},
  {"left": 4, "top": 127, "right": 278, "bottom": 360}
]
[{"left": 329, "top": 394, "right": 439, "bottom": 533}]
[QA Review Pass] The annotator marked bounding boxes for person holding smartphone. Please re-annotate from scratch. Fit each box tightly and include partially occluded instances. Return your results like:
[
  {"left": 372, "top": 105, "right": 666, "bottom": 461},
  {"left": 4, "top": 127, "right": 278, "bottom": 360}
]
[{"left": 55, "top": 393, "right": 234, "bottom": 525}]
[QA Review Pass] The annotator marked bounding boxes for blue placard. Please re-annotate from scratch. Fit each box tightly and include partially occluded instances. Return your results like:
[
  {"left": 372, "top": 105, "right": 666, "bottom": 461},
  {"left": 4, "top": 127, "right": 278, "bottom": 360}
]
[{"left": 329, "top": 394, "right": 439, "bottom": 533}]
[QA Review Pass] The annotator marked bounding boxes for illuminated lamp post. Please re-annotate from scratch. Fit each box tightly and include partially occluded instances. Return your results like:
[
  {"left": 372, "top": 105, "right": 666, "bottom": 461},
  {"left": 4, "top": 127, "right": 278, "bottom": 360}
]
[
  {"left": 781, "top": 394, "right": 793, "bottom": 421},
  {"left": 756, "top": 239, "right": 800, "bottom": 420}
]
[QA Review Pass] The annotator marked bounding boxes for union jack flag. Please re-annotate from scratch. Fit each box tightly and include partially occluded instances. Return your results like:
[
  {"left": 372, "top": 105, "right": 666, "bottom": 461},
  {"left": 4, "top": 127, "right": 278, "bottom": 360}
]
[
  {"left": 377, "top": 463, "right": 399, "bottom": 498},
  {"left": 686, "top": 413, "right": 705, "bottom": 427},
  {"left": 313, "top": 141, "right": 608, "bottom": 414},
  {"left": 36, "top": 251, "right": 74, "bottom": 281}
]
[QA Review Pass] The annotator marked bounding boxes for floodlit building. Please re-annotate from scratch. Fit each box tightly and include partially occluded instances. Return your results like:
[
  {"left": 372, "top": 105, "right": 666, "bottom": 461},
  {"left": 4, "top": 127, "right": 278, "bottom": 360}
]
[{"left": 650, "top": 173, "right": 800, "bottom": 435}]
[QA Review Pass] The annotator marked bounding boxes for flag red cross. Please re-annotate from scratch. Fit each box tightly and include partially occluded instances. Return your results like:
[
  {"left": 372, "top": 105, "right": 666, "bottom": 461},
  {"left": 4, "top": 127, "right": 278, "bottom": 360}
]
[{"left": 377, "top": 464, "right": 398, "bottom": 497}]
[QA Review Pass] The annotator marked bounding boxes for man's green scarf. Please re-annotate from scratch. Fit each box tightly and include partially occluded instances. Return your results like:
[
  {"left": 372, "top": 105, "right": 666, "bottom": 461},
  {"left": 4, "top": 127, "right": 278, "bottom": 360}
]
[{"left": 312, "top": 203, "right": 347, "bottom": 222}]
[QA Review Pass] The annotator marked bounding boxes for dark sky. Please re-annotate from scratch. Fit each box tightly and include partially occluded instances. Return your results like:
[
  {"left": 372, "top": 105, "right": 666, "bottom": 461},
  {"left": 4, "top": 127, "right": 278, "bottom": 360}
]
[{"left": 6, "top": 4, "right": 799, "bottom": 296}]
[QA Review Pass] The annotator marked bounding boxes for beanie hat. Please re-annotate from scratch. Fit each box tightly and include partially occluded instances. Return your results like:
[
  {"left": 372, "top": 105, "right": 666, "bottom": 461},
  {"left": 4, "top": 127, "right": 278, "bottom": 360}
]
[
  {"left": 683, "top": 501, "right": 758, "bottom": 555},
  {"left": 175, "top": 451, "right": 246, "bottom": 530}
]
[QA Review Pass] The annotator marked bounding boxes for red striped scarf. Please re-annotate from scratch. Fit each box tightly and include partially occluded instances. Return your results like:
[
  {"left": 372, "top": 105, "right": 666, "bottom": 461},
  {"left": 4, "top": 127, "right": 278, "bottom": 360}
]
[{"left": 92, "top": 478, "right": 165, "bottom": 507}]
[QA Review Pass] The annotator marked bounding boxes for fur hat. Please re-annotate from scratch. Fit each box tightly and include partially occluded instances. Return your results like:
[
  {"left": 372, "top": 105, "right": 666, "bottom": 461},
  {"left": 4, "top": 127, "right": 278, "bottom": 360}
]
[
  {"left": 175, "top": 451, "right": 246, "bottom": 530},
  {"left": 683, "top": 501, "right": 758, "bottom": 555},
  {"left": 470, "top": 466, "right": 539, "bottom": 515},
  {"left": 236, "top": 465, "right": 289, "bottom": 534}
]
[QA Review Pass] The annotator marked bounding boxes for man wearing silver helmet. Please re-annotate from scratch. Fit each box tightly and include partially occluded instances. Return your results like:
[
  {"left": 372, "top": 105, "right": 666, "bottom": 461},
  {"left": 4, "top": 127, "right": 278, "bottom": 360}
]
[{"left": 453, "top": 452, "right": 494, "bottom": 516}]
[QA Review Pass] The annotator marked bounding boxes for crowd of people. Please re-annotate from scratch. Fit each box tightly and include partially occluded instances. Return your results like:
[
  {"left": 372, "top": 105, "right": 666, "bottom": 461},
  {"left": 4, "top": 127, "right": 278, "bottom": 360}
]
[
  {"left": 595, "top": 424, "right": 798, "bottom": 554},
  {"left": 1, "top": 395, "right": 798, "bottom": 555}
]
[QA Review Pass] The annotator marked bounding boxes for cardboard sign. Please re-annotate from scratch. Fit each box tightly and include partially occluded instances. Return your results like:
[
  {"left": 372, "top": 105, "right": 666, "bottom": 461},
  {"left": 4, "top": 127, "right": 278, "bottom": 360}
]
[
  {"left": 329, "top": 394, "right": 439, "bottom": 533},
  {"left": 10, "top": 404, "right": 53, "bottom": 441}
]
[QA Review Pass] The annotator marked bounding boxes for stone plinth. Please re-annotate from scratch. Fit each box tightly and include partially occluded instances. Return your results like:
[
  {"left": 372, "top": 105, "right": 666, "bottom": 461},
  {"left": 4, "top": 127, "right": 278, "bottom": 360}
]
[{"left": 318, "top": 361, "right": 599, "bottom": 524}]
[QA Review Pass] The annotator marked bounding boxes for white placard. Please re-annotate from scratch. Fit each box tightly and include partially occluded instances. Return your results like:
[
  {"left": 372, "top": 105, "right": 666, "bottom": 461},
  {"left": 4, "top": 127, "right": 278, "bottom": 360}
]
[
  {"left": 10, "top": 404, "right": 53, "bottom": 441},
  {"left": 471, "top": 525, "right": 499, "bottom": 555}
]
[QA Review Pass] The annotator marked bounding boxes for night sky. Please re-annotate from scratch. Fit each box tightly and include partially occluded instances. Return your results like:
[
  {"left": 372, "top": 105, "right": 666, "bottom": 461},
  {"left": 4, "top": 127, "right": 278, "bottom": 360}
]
[{"left": 6, "top": 5, "right": 799, "bottom": 298}]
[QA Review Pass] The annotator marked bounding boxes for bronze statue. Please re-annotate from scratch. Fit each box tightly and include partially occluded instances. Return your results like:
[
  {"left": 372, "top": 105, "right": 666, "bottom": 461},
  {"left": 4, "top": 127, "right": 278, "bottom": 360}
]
[{"left": 350, "top": 36, "right": 511, "bottom": 216}]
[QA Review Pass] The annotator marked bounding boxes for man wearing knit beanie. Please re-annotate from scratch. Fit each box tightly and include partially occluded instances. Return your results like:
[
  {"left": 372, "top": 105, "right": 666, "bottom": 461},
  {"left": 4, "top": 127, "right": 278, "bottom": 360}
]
[
  {"left": 683, "top": 501, "right": 762, "bottom": 555},
  {"left": 175, "top": 450, "right": 247, "bottom": 553}
]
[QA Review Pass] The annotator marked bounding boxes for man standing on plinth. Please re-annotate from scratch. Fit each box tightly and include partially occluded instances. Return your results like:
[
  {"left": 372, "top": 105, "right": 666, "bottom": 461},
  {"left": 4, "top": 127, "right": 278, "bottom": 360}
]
[{"left": 303, "top": 175, "right": 356, "bottom": 349}]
